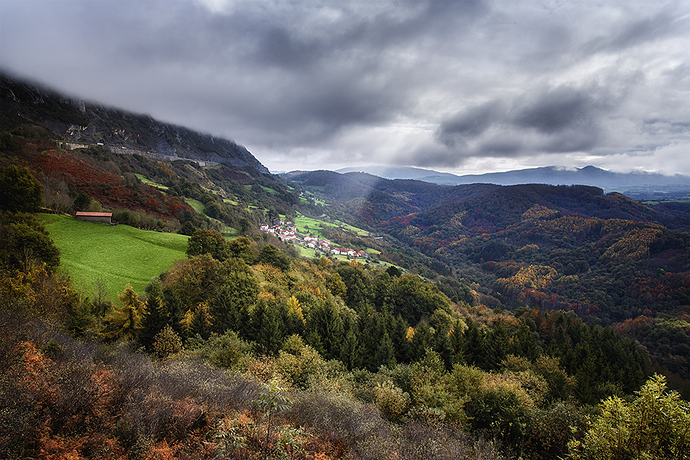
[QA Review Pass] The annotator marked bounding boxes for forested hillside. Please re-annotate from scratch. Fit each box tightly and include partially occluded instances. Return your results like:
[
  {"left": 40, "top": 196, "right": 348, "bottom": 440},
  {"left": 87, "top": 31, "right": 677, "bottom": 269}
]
[
  {"left": 2, "top": 74, "right": 690, "bottom": 459},
  {"left": 290, "top": 171, "right": 690, "bottom": 395}
]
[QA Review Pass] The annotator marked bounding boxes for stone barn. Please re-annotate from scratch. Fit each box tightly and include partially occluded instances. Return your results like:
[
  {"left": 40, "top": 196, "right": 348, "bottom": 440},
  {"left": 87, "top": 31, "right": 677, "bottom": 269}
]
[{"left": 75, "top": 211, "right": 112, "bottom": 224}]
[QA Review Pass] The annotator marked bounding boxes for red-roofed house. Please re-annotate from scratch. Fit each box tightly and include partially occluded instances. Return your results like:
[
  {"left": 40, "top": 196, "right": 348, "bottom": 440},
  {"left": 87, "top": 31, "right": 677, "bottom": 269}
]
[{"left": 75, "top": 211, "right": 112, "bottom": 224}]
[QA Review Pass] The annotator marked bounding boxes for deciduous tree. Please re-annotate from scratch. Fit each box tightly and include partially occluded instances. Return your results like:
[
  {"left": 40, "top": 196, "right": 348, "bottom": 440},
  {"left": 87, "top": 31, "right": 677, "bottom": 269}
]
[
  {"left": 0, "top": 165, "right": 42, "bottom": 213},
  {"left": 101, "top": 284, "right": 145, "bottom": 341}
]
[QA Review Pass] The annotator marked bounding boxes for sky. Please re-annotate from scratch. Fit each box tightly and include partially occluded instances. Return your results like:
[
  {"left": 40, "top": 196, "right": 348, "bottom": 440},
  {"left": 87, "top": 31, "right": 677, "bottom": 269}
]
[{"left": 1, "top": 0, "right": 689, "bottom": 176}]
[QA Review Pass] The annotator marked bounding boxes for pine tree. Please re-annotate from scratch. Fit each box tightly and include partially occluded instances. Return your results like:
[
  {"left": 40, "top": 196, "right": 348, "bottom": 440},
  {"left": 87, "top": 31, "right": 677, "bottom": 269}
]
[
  {"left": 210, "top": 267, "right": 259, "bottom": 333},
  {"left": 409, "top": 321, "right": 434, "bottom": 363},
  {"left": 340, "top": 327, "right": 361, "bottom": 370},
  {"left": 139, "top": 294, "right": 168, "bottom": 350},
  {"left": 374, "top": 331, "right": 396, "bottom": 369},
  {"left": 252, "top": 300, "right": 285, "bottom": 355},
  {"left": 190, "top": 302, "right": 213, "bottom": 340},
  {"left": 306, "top": 300, "right": 344, "bottom": 360}
]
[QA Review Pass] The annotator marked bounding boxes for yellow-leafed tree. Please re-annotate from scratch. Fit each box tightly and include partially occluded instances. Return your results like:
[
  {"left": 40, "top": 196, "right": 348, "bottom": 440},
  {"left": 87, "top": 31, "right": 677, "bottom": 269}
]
[{"left": 101, "top": 284, "right": 145, "bottom": 341}]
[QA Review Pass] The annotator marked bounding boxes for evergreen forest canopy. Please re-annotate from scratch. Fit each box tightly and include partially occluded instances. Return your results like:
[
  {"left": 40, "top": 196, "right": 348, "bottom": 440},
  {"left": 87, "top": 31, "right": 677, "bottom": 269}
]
[{"left": 1, "top": 73, "right": 690, "bottom": 459}]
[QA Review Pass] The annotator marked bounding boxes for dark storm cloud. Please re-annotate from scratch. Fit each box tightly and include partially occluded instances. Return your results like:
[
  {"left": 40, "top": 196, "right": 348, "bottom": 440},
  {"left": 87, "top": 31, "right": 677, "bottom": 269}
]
[
  {"left": 436, "top": 101, "right": 504, "bottom": 148},
  {"left": 513, "top": 86, "right": 606, "bottom": 133},
  {"left": 581, "top": 9, "right": 683, "bottom": 55},
  {"left": 478, "top": 138, "right": 524, "bottom": 157},
  {"left": 428, "top": 83, "right": 622, "bottom": 166}
]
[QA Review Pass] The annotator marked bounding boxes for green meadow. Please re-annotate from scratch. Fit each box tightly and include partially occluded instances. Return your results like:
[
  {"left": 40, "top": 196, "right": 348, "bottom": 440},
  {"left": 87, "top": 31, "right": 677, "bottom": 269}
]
[
  {"left": 294, "top": 215, "right": 369, "bottom": 238},
  {"left": 135, "top": 173, "right": 168, "bottom": 191},
  {"left": 260, "top": 185, "right": 278, "bottom": 195},
  {"left": 185, "top": 198, "right": 206, "bottom": 213},
  {"left": 41, "top": 214, "right": 188, "bottom": 303}
]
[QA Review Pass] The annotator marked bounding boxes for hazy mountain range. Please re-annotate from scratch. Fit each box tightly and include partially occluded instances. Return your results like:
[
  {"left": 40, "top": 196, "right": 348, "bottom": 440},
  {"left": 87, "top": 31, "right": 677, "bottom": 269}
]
[{"left": 338, "top": 165, "right": 690, "bottom": 193}]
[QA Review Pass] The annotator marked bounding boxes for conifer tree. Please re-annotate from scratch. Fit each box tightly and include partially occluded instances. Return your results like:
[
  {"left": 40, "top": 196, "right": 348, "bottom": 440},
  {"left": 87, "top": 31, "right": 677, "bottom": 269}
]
[
  {"left": 306, "top": 300, "right": 344, "bottom": 360},
  {"left": 252, "top": 300, "right": 285, "bottom": 355},
  {"left": 340, "top": 327, "right": 361, "bottom": 370},
  {"left": 101, "top": 284, "right": 145, "bottom": 341},
  {"left": 139, "top": 294, "right": 168, "bottom": 350},
  {"left": 190, "top": 302, "right": 213, "bottom": 340},
  {"left": 357, "top": 304, "right": 381, "bottom": 371},
  {"left": 210, "top": 266, "right": 259, "bottom": 333},
  {"left": 283, "top": 295, "right": 306, "bottom": 336},
  {"left": 374, "top": 331, "right": 396, "bottom": 369},
  {"left": 409, "top": 321, "right": 434, "bottom": 363}
]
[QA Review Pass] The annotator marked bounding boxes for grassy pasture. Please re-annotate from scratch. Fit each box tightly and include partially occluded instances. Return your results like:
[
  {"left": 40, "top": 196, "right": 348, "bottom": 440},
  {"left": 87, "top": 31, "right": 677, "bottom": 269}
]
[
  {"left": 295, "top": 216, "right": 369, "bottom": 238},
  {"left": 294, "top": 216, "right": 332, "bottom": 238},
  {"left": 185, "top": 198, "right": 205, "bottom": 213},
  {"left": 135, "top": 173, "right": 168, "bottom": 191},
  {"left": 41, "top": 214, "right": 188, "bottom": 303},
  {"left": 260, "top": 185, "right": 278, "bottom": 195}
]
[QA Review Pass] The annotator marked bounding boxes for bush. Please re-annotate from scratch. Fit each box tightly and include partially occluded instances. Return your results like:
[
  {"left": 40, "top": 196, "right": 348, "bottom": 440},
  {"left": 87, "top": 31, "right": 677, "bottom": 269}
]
[
  {"left": 204, "top": 330, "right": 253, "bottom": 369},
  {"left": 523, "top": 402, "right": 585, "bottom": 460},
  {"left": 568, "top": 374, "right": 690, "bottom": 460},
  {"left": 374, "top": 380, "right": 411, "bottom": 422},
  {"left": 152, "top": 324, "right": 183, "bottom": 359},
  {"left": 273, "top": 339, "right": 325, "bottom": 389}
]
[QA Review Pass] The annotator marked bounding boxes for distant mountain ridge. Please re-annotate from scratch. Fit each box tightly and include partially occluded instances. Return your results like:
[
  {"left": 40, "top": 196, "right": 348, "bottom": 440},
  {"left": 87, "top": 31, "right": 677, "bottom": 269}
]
[
  {"left": 286, "top": 170, "right": 687, "bottom": 230},
  {"left": 0, "top": 72, "right": 269, "bottom": 174},
  {"left": 338, "top": 165, "right": 690, "bottom": 191}
]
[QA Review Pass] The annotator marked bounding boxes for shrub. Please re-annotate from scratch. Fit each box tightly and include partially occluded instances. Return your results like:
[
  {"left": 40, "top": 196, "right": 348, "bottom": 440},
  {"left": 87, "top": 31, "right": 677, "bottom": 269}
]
[
  {"left": 273, "top": 341, "right": 325, "bottom": 389},
  {"left": 203, "top": 330, "right": 253, "bottom": 370},
  {"left": 568, "top": 374, "right": 690, "bottom": 460},
  {"left": 523, "top": 402, "right": 585, "bottom": 460},
  {"left": 152, "top": 324, "right": 183, "bottom": 359},
  {"left": 374, "top": 380, "right": 411, "bottom": 422}
]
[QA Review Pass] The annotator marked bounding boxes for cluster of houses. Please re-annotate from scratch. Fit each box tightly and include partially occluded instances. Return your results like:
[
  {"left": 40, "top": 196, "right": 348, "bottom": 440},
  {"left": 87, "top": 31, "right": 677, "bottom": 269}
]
[{"left": 260, "top": 219, "right": 368, "bottom": 259}]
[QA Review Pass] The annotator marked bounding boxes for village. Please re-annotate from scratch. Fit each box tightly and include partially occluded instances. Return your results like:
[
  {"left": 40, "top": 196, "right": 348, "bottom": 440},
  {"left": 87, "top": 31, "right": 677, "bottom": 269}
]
[{"left": 260, "top": 218, "right": 369, "bottom": 259}]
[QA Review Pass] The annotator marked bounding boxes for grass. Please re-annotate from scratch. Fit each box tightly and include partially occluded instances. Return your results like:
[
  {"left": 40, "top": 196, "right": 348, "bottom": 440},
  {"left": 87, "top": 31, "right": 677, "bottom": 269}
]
[
  {"left": 185, "top": 199, "right": 205, "bottom": 214},
  {"left": 41, "top": 214, "right": 189, "bottom": 303},
  {"left": 295, "top": 245, "right": 319, "bottom": 258},
  {"left": 294, "top": 216, "right": 332, "bottom": 238},
  {"left": 337, "top": 220, "right": 369, "bottom": 236},
  {"left": 295, "top": 216, "right": 369, "bottom": 238},
  {"left": 260, "top": 185, "right": 278, "bottom": 195},
  {"left": 135, "top": 173, "right": 168, "bottom": 191},
  {"left": 208, "top": 217, "right": 237, "bottom": 235}
]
